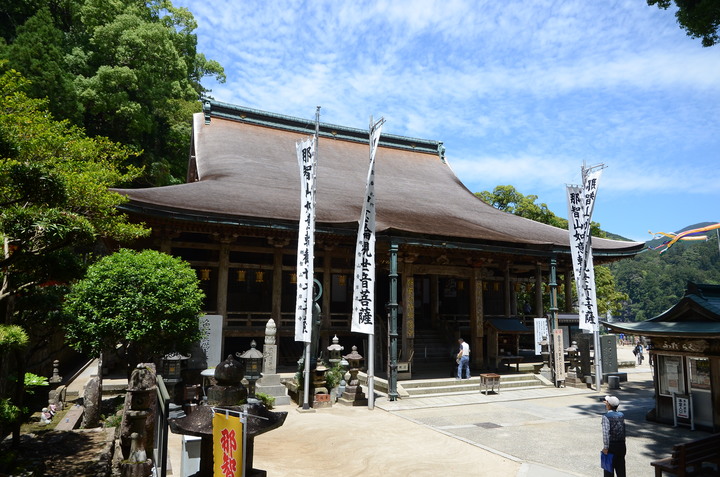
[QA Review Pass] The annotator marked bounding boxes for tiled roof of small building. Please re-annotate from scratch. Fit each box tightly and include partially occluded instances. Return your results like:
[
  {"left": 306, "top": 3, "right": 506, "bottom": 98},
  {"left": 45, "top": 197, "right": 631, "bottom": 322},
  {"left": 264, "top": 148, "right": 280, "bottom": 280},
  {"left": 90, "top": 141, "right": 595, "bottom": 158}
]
[{"left": 603, "top": 282, "right": 720, "bottom": 337}]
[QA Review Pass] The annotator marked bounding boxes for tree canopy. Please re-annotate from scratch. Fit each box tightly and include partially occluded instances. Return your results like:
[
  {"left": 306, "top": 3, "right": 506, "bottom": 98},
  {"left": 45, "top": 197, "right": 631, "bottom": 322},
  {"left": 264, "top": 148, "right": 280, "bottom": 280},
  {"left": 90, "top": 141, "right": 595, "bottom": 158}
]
[
  {"left": 0, "top": 0, "right": 225, "bottom": 185},
  {"left": 0, "top": 66, "right": 147, "bottom": 306},
  {"left": 477, "top": 184, "right": 625, "bottom": 316},
  {"left": 63, "top": 249, "right": 204, "bottom": 365},
  {"left": 648, "top": 0, "right": 720, "bottom": 47},
  {"left": 476, "top": 185, "right": 605, "bottom": 238},
  {"left": 0, "top": 66, "right": 150, "bottom": 433}
]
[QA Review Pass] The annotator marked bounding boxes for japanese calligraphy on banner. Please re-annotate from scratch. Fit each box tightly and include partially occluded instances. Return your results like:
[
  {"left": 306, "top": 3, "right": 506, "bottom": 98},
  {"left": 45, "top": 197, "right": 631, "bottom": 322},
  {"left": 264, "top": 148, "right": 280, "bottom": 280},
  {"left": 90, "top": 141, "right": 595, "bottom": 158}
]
[
  {"left": 566, "top": 167, "right": 603, "bottom": 332},
  {"left": 295, "top": 137, "right": 316, "bottom": 342},
  {"left": 213, "top": 412, "right": 244, "bottom": 477},
  {"left": 351, "top": 119, "right": 383, "bottom": 335}
]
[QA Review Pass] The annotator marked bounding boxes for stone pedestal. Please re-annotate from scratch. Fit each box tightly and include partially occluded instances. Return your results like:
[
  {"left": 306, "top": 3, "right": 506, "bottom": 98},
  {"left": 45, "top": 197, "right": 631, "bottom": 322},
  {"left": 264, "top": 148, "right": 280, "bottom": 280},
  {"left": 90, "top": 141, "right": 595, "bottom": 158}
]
[
  {"left": 338, "top": 369, "right": 367, "bottom": 407},
  {"left": 255, "top": 318, "right": 290, "bottom": 405},
  {"left": 564, "top": 370, "right": 584, "bottom": 388},
  {"left": 256, "top": 373, "right": 291, "bottom": 406}
]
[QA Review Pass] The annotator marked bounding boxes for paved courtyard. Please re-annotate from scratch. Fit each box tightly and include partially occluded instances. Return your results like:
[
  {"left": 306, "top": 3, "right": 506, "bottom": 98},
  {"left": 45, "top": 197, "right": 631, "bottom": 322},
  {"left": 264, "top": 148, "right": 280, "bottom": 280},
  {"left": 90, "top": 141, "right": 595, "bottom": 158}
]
[{"left": 240, "top": 346, "right": 710, "bottom": 477}]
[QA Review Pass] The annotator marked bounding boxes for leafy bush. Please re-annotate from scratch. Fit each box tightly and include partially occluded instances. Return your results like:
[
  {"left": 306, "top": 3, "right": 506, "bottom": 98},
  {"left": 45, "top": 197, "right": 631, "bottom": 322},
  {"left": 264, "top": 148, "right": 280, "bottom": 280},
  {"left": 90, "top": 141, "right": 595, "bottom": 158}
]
[
  {"left": 0, "top": 325, "right": 29, "bottom": 352},
  {"left": 255, "top": 392, "right": 275, "bottom": 410},
  {"left": 324, "top": 363, "right": 345, "bottom": 390},
  {"left": 0, "top": 398, "right": 21, "bottom": 427},
  {"left": 23, "top": 373, "right": 49, "bottom": 392}
]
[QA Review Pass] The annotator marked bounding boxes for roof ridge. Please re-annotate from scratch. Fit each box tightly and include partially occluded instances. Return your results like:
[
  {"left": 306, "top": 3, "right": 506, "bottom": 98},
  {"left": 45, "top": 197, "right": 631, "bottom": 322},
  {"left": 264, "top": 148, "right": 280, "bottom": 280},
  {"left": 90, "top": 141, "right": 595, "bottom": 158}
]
[{"left": 201, "top": 98, "right": 445, "bottom": 157}]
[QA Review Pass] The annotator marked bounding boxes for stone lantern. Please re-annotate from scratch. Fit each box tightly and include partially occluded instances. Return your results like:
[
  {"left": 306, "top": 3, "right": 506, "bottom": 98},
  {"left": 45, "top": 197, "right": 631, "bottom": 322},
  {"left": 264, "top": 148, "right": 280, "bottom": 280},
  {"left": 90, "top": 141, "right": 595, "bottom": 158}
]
[
  {"left": 237, "top": 340, "right": 264, "bottom": 401},
  {"left": 207, "top": 355, "right": 246, "bottom": 406},
  {"left": 326, "top": 335, "right": 344, "bottom": 367},
  {"left": 169, "top": 350, "right": 286, "bottom": 477},
  {"left": 564, "top": 341, "right": 582, "bottom": 387},
  {"left": 339, "top": 346, "right": 367, "bottom": 406},
  {"left": 161, "top": 352, "right": 189, "bottom": 402}
]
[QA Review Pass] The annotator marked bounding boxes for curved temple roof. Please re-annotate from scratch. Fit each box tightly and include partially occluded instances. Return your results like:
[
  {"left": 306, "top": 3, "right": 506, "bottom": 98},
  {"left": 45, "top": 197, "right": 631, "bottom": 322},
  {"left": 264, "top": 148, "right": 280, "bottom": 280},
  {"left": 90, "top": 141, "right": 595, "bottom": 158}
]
[{"left": 116, "top": 101, "right": 643, "bottom": 257}]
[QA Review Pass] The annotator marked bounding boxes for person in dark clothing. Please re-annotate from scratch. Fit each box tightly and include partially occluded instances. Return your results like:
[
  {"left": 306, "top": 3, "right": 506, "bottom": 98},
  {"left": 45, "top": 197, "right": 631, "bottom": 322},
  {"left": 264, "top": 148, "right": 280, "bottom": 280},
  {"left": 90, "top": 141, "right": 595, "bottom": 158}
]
[{"left": 602, "top": 395, "right": 626, "bottom": 477}]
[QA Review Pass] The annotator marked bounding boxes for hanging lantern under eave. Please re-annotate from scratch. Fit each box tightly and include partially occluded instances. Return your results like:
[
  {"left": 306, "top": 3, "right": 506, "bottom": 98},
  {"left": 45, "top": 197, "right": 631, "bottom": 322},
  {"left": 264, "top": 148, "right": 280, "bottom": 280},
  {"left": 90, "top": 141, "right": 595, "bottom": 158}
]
[
  {"left": 290, "top": 273, "right": 297, "bottom": 284},
  {"left": 199, "top": 268, "right": 211, "bottom": 281},
  {"left": 236, "top": 270, "right": 246, "bottom": 282},
  {"left": 338, "top": 274, "right": 347, "bottom": 286},
  {"left": 255, "top": 271, "right": 264, "bottom": 283}
]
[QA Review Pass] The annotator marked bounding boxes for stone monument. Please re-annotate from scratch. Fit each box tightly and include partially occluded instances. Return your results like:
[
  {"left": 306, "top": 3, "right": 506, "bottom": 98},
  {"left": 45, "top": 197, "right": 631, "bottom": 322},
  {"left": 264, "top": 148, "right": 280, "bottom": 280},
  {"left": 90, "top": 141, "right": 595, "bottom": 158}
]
[
  {"left": 255, "top": 319, "right": 290, "bottom": 405},
  {"left": 119, "top": 364, "right": 157, "bottom": 477},
  {"left": 82, "top": 375, "right": 101, "bottom": 428}
]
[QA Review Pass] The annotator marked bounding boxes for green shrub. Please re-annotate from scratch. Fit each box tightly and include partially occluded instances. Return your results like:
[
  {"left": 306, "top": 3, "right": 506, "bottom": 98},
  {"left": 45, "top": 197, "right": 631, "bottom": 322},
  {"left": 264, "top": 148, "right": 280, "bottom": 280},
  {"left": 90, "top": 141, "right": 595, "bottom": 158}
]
[
  {"left": 0, "top": 398, "right": 21, "bottom": 426},
  {"left": 255, "top": 392, "right": 275, "bottom": 410},
  {"left": 324, "top": 363, "right": 344, "bottom": 390}
]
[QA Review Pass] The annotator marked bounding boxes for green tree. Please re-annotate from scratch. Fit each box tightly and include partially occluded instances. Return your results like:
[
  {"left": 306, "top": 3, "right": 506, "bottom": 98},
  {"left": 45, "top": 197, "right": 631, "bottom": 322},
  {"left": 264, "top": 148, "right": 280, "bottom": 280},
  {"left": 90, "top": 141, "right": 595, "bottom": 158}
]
[
  {"left": 1, "top": 0, "right": 225, "bottom": 185},
  {"left": 648, "top": 0, "right": 720, "bottom": 47},
  {"left": 594, "top": 265, "right": 629, "bottom": 317},
  {"left": 64, "top": 249, "right": 204, "bottom": 368},
  {"left": 476, "top": 185, "right": 605, "bottom": 237},
  {"left": 0, "top": 67, "right": 146, "bottom": 307},
  {"left": 0, "top": 67, "right": 148, "bottom": 441}
]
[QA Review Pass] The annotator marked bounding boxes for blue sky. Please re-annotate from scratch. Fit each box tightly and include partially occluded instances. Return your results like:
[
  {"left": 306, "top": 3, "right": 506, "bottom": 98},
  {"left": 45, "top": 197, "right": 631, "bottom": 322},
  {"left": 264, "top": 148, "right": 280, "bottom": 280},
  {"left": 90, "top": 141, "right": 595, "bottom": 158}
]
[{"left": 174, "top": 0, "right": 720, "bottom": 242}]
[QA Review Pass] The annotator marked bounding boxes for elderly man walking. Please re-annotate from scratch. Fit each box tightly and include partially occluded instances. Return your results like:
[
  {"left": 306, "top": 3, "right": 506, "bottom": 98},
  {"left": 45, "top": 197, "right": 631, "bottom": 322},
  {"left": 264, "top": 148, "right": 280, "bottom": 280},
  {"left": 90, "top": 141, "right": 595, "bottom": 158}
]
[{"left": 601, "top": 395, "right": 626, "bottom": 477}]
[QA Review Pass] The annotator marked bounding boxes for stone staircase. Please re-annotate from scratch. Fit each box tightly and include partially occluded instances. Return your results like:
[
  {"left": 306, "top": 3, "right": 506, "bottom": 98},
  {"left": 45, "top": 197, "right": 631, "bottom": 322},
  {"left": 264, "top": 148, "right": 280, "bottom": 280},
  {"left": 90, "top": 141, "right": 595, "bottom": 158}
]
[{"left": 399, "top": 373, "right": 549, "bottom": 398}]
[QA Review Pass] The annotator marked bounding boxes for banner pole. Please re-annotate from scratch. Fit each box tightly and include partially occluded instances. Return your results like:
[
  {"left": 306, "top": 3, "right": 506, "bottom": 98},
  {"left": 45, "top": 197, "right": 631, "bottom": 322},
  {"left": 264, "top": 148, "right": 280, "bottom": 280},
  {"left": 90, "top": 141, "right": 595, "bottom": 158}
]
[{"left": 368, "top": 333, "right": 375, "bottom": 409}]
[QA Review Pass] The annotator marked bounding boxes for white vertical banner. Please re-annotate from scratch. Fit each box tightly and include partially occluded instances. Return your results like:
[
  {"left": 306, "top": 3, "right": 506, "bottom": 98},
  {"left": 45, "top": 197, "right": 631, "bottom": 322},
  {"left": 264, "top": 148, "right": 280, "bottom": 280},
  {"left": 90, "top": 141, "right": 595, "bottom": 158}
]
[
  {"left": 566, "top": 166, "right": 603, "bottom": 332},
  {"left": 533, "top": 317, "right": 549, "bottom": 355},
  {"left": 295, "top": 137, "right": 316, "bottom": 342},
  {"left": 351, "top": 119, "right": 383, "bottom": 335}
]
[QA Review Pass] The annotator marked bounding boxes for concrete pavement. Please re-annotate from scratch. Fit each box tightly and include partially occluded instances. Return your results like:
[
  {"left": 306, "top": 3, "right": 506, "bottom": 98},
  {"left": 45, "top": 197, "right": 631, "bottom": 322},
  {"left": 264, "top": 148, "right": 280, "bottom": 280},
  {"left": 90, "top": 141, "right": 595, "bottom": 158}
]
[
  {"left": 242, "top": 345, "right": 707, "bottom": 477},
  {"left": 72, "top": 344, "right": 708, "bottom": 476}
]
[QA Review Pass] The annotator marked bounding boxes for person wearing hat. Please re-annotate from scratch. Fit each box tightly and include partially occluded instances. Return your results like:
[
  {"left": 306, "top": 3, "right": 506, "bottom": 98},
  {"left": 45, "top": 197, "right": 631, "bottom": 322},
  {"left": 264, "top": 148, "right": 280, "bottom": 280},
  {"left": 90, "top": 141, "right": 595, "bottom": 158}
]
[{"left": 602, "top": 395, "right": 626, "bottom": 477}]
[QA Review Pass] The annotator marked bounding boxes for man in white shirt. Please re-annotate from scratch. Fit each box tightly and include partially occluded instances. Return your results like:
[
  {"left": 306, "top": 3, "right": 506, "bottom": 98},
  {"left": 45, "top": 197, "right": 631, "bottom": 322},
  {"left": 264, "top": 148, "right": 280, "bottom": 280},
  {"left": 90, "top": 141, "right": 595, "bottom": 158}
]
[{"left": 457, "top": 338, "right": 470, "bottom": 379}]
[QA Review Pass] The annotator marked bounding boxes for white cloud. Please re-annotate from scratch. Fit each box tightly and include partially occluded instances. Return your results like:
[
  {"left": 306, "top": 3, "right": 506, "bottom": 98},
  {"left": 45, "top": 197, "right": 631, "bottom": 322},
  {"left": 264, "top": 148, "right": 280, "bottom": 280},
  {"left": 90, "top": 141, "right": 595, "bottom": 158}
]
[{"left": 174, "top": 0, "right": 720, "bottom": 238}]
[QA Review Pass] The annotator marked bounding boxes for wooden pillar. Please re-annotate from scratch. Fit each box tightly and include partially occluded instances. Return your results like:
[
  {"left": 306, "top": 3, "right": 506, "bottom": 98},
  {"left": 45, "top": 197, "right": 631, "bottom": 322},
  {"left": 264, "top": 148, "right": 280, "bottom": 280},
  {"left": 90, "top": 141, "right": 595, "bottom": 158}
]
[
  {"left": 158, "top": 228, "right": 179, "bottom": 254},
  {"left": 535, "top": 263, "right": 543, "bottom": 317},
  {"left": 272, "top": 248, "right": 283, "bottom": 325},
  {"left": 549, "top": 257, "right": 558, "bottom": 331},
  {"left": 564, "top": 269, "right": 573, "bottom": 313},
  {"left": 430, "top": 274, "right": 439, "bottom": 327},
  {"left": 321, "top": 249, "right": 332, "bottom": 351},
  {"left": 402, "top": 267, "right": 415, "bottom": 363},
  {"left": 470, "top": 269, "right": 484, "bottom": 367},
  {"left": 504, "top": 261, "right": 511, "bottom": 317},
  {"left": 217, "top": 237, "right": 231, "bottom": 324}
]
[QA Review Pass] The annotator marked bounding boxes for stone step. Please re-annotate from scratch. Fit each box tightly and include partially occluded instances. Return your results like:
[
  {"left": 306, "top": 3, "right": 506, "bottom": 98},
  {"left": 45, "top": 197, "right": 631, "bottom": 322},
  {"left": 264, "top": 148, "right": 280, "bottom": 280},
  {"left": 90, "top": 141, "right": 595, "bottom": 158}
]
[
  {"left": 401, "top": 374, "right": 548, "bottom": 397},
  {"left": 404, "top": 380, "right": 542, "bottom": 395},
  {"left": 401, "top": 373, "right": 539, "bottom": 389},
  {"left": 404, "top": 385, "right": 548, "bottom": 398}
]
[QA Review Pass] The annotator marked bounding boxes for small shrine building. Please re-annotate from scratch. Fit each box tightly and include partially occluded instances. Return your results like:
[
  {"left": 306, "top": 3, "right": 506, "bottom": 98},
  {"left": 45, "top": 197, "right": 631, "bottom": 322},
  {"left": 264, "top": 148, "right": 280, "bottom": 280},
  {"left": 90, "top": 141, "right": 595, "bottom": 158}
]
[{"left": 604, "top": 282, "right": 720, "bottom": 432}]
